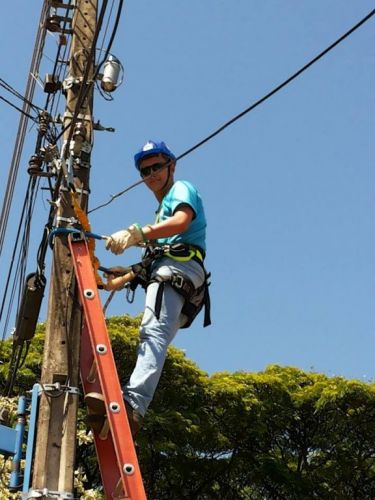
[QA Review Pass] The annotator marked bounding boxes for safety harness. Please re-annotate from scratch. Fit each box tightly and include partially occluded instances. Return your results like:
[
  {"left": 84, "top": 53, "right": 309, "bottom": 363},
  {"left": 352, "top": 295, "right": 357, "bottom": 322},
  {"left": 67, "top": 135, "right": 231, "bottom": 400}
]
[
  {"left": 128, "top": 243, "right": 211, "bottom": 329},
  {"left": 59, "top": 191, "right": 211, "bottom": 328}
]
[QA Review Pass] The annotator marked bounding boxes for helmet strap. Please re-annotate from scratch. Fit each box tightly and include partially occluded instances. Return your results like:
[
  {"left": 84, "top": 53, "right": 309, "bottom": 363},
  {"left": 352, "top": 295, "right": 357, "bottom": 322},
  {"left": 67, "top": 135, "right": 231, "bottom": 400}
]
[{"left": 161, "top": 159, "right": 173, "bottom": 191}]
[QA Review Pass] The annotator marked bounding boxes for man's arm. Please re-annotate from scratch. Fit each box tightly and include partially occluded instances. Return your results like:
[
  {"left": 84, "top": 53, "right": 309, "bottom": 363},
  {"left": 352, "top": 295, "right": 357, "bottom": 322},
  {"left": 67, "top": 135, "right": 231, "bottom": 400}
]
[
  {"left": 105, "top": 206, "right": 194, "bottom": 255},
  {"left": 142, "top": 205, "right": 194, "bottom": 240}
]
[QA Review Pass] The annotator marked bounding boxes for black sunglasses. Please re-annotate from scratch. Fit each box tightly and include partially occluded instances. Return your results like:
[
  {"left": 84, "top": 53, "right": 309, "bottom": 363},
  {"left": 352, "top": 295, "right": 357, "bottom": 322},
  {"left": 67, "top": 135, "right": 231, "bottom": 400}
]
[{"left": 140, "top": 160, "right": 170, "bottom": 178}]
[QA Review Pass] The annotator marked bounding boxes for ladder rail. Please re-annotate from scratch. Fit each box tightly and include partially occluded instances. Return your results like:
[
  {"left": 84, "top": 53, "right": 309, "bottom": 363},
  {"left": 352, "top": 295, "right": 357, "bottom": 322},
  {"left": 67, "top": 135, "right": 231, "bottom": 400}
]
[{"left": 69, "top": 233, "right": 146, "bottom": 499}]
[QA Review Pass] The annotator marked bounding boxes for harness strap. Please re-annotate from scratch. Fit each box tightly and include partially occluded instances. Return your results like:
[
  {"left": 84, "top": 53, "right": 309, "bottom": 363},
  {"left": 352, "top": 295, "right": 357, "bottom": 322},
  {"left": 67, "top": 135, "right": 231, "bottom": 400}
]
[
  {"left": 150, "top": 271, "right": 211, "bottom": 328},
  {"left": 203, "top": 280, "right": 211, "bottom": 327},
  {"left": 119, "top": 244, "right": 211, "bottom": 328},
  {"left": 154, "top": 280, "right": 165, "bottom": 320}
]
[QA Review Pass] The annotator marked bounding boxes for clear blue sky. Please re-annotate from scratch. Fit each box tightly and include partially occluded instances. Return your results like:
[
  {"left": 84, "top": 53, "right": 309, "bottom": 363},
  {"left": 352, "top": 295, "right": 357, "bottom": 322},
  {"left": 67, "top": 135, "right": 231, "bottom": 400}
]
[{"left": 1, "top": 1, "right": 374, "bottom": 381}]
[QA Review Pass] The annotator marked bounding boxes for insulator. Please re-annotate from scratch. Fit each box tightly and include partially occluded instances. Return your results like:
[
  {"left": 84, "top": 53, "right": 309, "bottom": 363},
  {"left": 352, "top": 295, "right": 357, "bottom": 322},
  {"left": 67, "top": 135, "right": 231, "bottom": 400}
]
[
  {"left": 101, "top": 55, "right": 121, "bottom": 92},
  {"left": 38, "top": 111, "right": 50, "bottom": 135},
  {"left": 42, "top": 144, "right": 59, "bottom": 162},
  {"left": 71, "top": 122, "right": 87, "bottom": 156},
  {"left": 73, "top": 122, "right": 86, "bottom": 142},
  {"left": 27, "top": 154, "right": 43, "bottom": 175},
  {"left": 45, "top": 15, "right": 61, "bottom": 33},
  {"left": 13, "top": 273, "right": 46, "bottom": 346}
]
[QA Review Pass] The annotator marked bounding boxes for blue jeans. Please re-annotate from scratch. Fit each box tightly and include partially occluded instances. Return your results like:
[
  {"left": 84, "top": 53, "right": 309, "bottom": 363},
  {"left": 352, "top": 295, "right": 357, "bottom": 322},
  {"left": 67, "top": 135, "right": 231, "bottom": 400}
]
[{"left": 124, "top": 257, "right": 205, "bottom": 417}]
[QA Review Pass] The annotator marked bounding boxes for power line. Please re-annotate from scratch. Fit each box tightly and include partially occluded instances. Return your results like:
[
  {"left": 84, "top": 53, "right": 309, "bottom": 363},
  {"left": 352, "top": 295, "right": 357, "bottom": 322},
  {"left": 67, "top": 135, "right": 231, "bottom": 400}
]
[
  {"left": 53, "top": 0, "right": 110, "bottom": 146},
  {"left": 0, "top": 78, "right": 43, "bottom": 114},
  {"left": 0, "top": 2, "right": 48, "bottom": 257},
  {"left": 89, "top": 7, "right": 375, "bottom": 213},
  {"left": 0, "top": 95, "right": 37, "bottom": 121},
  {"left": 177, "top": 8, "right": 375, "bottom": 161}
]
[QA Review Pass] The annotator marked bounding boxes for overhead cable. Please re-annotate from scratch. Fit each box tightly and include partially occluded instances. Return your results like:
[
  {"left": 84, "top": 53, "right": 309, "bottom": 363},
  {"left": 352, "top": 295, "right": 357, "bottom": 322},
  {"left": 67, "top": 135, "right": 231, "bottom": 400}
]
[
  {"left": 0, "top": 95, "right": 37, "bottom": 121},
  {"left": 43, "top": 0, "right": 74, "bottom": 112},
  {"left": 53, "top": 0, "right": 110, "bottom": 147},
  {"left": 177, "top": 8, "right": 375, "bottom": 161},
  {"left": 0, "top": 78, "right": 43, "bottom": 114},
  {"left": 89, "top": 8, "right": 375, "bottom": 213},
  {"left": 53, "top": 0, "right": 124, "bottom": 146},
  {"left": 0, "top": 2, "right": 48, "bottom": 257}
]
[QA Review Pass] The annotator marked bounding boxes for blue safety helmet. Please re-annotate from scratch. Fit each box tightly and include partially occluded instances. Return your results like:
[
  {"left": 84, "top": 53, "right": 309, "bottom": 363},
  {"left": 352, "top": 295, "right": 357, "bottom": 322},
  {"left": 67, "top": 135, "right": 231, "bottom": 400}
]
[{"left": 134, "top": 140, "right": 176, "bottom": 170}]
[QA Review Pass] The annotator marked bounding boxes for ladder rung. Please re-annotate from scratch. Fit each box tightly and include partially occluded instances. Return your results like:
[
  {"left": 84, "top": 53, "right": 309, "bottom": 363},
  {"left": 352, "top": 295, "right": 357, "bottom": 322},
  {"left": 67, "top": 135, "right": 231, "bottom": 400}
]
[{"left": 87, "top": 361, "right": 97, "bottom": 383}]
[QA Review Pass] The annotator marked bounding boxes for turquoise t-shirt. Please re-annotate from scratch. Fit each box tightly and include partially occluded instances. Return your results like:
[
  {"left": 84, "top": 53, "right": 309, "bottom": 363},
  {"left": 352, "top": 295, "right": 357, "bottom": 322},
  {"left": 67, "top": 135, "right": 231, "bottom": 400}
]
[{"left": 155, "top": 180, "right": 206, "bottom": 251}]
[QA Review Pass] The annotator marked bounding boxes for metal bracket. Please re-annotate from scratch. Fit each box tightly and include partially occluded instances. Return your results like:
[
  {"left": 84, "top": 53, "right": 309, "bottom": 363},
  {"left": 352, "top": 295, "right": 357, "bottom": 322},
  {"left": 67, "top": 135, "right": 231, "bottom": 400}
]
[
  {"left": 56, "top": 216, "right": 79, "bottom": 225},
  {"left": 28, "top": 488, "right": 74, "bottom": 499},
  {"left": 93, "top": 120, "right": 115, "bottom": 132},
  {"left": 59, "top": 186, "right": 89, "bottom": 195},
  {"left": 62, "top": 76, "right": 80, "bottom": 90},
  {"left": 49, "top": 0, "right": 76, "bottom": 9},
  {"left": 40, "top": 383, "right": 80, "bottom": 396},
  {"left": 66, "top": 154, "right": 74, "bottom": 186}
]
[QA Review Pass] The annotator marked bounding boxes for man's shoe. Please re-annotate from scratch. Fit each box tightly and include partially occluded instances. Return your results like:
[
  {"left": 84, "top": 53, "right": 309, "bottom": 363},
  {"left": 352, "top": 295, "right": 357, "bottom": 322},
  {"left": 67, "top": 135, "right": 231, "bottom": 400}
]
[
  {"left": 84, "top": 392, "right": 109, "bottom": 438},
  {"left": 85, "top": 392, "right": 142, "bottom": 439},
  {"left": 125, "top": 401, "right": 142, "bottom": 438}
]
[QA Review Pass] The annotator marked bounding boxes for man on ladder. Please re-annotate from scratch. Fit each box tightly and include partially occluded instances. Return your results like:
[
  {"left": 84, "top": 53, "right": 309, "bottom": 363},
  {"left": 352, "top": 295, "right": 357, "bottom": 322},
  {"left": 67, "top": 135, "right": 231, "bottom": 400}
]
[{"left": 104, "top": 140, "right": 211, "bottom": 437}]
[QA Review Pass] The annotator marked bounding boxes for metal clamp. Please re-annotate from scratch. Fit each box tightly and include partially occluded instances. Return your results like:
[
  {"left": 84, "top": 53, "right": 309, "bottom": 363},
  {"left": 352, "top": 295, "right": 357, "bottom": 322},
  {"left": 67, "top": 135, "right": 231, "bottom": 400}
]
[
  {"left": 41, "top": 383, "right": 80, "bottom": 396},
  {"left": 59, "top": 186, "right": 89, "bottom": 195},
  {"left": 56, "top": 216, "right": 79, "bottom": 225},
  {"left": 62, "top": 76, "right": 81, "bottom": 90},
  {"left": 28, "top": 488, "right": 74, "bottom": 499},
  {"left": 49, "top": 1, "right": 76, "bottom": 10}
]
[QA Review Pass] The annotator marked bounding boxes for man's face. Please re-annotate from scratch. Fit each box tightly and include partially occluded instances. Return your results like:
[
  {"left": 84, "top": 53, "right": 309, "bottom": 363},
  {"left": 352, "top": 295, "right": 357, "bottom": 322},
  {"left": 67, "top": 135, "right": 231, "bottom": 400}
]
[{"left": 139, "top": 154, "right": 174, "bottom": 193}]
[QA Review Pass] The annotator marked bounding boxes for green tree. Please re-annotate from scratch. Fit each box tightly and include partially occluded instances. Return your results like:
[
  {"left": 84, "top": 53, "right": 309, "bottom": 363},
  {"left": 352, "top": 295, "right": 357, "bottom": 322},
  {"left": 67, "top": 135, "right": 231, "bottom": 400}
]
[{"left": 1, "top": 317, "right": 375, "bottom": 499}]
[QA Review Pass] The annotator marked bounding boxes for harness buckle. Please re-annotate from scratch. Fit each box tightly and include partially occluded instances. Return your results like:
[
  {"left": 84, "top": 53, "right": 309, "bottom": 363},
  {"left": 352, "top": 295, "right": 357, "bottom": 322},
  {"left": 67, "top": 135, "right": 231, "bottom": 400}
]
[{"left": 172, "top": 274, "right": 184, "bottom": 289}]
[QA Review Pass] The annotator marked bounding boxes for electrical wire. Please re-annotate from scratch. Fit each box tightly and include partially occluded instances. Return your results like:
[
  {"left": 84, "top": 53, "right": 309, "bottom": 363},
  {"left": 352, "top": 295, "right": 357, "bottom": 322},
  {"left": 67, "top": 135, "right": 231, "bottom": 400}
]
[
  {"left": 0, "top": 78, "right": 42, "bottom": 111},
  {"left": 0, "top": 0, "right": 125, "bottom": 395},
  {"left": 0, "top": 78, "right": 43, "bottom": 114},
  {"left": 96, "top": 0, "right": 123, "bottom": 72},
  {"left": 0, "top": 95, "right": 37, "bottom": 121},
  {"left": 0, "top": 2, "right": 48, "bottom": 258},
  {"left": 53, "top": 0, "right": 124, "bottom": 145},
  {"left": 0, "top": 2, "right": 75, "bottom": 339},
  {"left": 89, "top": 7, "right": 375, "bottom": 213},
  {"left": 0, "top": 178, "right": 40, "bottom": 341},
  {"left": 43, "top": 0, "right": 74, "bottom": 112},
  {"left": 53, "top": 0, "right": 110, "bottom": 146},
  {"left": 98, "top": 0, "right": 116, "bottom": 57}
]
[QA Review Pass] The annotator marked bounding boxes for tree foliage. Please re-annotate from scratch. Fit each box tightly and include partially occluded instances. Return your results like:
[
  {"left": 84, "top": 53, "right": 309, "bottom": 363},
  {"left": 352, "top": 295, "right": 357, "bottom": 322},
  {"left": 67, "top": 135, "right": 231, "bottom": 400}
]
[{"left": 1, "top": 316, "right": 374, "bottom": 499}]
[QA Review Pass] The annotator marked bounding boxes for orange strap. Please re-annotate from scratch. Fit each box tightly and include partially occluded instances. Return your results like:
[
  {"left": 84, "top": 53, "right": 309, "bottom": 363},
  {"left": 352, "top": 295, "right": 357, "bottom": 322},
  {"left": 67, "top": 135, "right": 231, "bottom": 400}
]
[{"left": 70, "top": 191, "right": 104, "bottom": 288}]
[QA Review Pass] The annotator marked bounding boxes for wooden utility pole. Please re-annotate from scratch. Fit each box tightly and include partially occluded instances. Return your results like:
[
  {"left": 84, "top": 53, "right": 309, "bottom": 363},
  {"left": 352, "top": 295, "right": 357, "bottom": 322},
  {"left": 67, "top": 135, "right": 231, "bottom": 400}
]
[{"left": 32, "top": 0, "right": 97, "bottom": 496}]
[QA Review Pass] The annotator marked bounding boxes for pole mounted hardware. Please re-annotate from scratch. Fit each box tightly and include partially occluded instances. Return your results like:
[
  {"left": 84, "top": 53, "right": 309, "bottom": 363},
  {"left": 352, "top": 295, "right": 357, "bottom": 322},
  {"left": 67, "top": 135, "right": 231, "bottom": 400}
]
[
  {"left": 13, "top": 273, "right": 46, "bottom": 345},
  {"left": 45, "top": 15, "right": 73, "bottom": 34},
  {"left": 43, "top": 74, "right": 62, "bottom": 94}
]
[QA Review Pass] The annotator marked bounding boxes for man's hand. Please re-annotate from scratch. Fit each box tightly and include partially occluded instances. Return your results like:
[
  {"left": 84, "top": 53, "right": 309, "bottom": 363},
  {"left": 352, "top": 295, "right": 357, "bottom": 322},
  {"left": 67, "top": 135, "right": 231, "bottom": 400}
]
[
  {"left": 103, "top": 266, "right": 131, "bottom": 276},
  {"left": 105, "top": 225, "right": 144, "bottom": 255},
  {"left": 102, "top": 268, "right": 137, "bottom": 291}
]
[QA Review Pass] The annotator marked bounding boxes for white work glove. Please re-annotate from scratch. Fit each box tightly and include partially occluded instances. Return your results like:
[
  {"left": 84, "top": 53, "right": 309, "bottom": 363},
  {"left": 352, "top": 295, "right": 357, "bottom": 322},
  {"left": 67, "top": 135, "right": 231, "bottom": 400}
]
[{"left": 105, "top": 224, "right": 145, "bottom": 255}]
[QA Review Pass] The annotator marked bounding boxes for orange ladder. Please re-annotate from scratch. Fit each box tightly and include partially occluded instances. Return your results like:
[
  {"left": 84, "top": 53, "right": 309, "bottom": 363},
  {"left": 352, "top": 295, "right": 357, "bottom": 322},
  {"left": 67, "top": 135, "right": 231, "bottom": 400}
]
[{"left": 69, "top": 232, "right": 146, "bottom": 499}]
